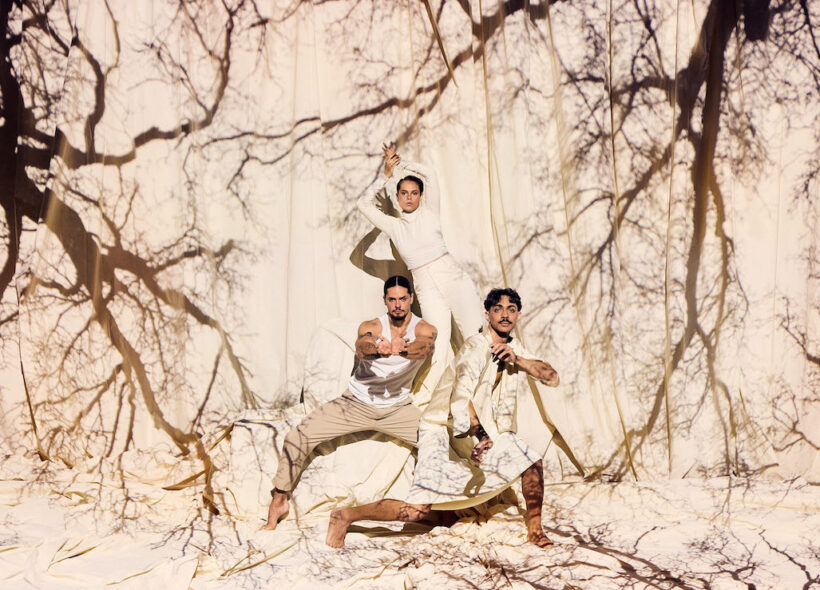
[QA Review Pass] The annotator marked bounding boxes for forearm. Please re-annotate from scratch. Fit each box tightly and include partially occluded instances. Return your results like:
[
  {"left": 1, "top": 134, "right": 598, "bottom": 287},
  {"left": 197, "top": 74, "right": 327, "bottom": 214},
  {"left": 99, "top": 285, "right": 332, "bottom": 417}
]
[
  {"left": 402, "top": 337, "right": 434, "bottom": 360},
  {"left": 398, "top": 160, "right": 439, "bottom": 213},
  {"left": 356, "top": 181, "right": 394, "bottom": 233},
  {"left": 516, "top": 357, "right": 559, "bottom": 386},
  {"left": 355, "top": 335, "right": 380, "bottom": 359},
  {"left": 464, "top": 400, "right": 493, "bottom": 462},
  {"left": 457, "top": 401, "right": 487, "bottom": 439}
]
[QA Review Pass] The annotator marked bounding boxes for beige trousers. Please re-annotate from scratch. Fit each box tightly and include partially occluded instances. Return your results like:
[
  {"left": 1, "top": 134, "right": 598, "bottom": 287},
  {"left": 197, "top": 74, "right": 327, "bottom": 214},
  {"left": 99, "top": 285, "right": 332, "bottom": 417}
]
[{"left": 272, "top": 391, "right": 421, "bottom": 492}]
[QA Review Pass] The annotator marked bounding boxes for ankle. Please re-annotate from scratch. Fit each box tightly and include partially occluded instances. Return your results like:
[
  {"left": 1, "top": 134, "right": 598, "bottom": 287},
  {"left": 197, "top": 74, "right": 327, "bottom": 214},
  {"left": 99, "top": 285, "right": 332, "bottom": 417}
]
[
  {"left": 331, "top": 507, "right": 351, "bottom": 521},
  {"left": 271, "top": 488, "right": 289, "bottom": 501}
]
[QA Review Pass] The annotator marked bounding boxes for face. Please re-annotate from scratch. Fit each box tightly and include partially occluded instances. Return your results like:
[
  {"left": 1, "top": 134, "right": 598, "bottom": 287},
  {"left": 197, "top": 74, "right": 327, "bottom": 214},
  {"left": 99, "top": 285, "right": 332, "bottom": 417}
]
[
  {"left": 485, "top": 295, "right": 521, "bottom": 336},
  {"left": 397, "top": 179, "right": 422, "bottom": 213},
  {"left": 384, "top": 285, "right": 413, "bottom": 321}
]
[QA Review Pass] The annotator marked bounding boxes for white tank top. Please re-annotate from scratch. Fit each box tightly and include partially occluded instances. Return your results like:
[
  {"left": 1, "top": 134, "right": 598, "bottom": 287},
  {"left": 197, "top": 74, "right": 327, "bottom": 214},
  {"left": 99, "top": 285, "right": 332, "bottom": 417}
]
[{"left": 348, "top": 314, "right": 425, "bottom": 407}]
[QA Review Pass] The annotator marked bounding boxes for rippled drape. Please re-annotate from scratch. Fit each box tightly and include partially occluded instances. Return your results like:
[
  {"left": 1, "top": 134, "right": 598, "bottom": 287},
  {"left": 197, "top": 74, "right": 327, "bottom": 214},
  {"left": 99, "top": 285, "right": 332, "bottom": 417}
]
[{"left": 1, "top": 0, "right": 817, "bottom": 491}]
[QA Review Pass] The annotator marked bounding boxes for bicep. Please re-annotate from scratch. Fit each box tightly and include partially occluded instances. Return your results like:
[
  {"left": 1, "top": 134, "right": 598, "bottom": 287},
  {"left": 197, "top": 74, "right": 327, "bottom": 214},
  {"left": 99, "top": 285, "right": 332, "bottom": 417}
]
[
  {"left": 357, "top": 321, "right": 381, "bottom": 340},
  {"left": 416, "top": 322, "right": 438, "bottom": 343}
]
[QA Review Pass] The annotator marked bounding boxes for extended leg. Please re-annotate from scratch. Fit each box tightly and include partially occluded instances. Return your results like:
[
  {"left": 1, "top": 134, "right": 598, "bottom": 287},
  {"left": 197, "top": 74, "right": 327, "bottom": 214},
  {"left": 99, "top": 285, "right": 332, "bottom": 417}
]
[
  {"left": 326, "top": 500, "right": 431, "bottom": 548},
  {"left": 521, "top": 460, "right": 553, "bottom": 547},
  {"left": 413, "top": 270, "right": 454, "bottom": 393},
  {"left": 262, "top": 395, "right": 378, "bottom": 530}
]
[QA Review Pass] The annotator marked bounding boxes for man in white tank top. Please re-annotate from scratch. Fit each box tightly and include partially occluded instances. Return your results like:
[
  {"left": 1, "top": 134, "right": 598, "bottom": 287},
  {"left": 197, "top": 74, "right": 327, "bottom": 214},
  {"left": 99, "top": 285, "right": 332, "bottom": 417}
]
[{"left": 262, "top": 275, "right": 437, "bottom": 530}]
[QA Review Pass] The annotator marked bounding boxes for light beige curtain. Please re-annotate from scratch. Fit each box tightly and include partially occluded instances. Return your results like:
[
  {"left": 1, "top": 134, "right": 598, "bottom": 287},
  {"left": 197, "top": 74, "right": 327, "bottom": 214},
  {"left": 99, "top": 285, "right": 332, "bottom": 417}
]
[{"left": 2, "top": 0, "right": 817, "bottom": 499}]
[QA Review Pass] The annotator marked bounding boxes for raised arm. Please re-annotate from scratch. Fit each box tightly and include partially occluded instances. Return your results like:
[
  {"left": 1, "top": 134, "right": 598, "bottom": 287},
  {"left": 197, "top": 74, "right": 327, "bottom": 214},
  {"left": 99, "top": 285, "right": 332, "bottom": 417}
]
[
  {"left": 383, "top": 156, "right": 441, "bottom": 216},
  {"left": 398, "top": 160, "right": 440, "bottom": 214},
  {"left": 357, "top": 177, "right": 398, "bottom": 235}
]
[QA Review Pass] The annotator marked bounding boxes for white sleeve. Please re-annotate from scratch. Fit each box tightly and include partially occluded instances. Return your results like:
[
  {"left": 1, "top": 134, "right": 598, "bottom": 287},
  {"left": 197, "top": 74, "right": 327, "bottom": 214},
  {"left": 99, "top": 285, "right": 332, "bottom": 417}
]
[
  {"left": 450, "top": 342, "right": 489, "bottom": 436},
  {"left": 356, "top": 177, "right": 397, "bottom": 235}
]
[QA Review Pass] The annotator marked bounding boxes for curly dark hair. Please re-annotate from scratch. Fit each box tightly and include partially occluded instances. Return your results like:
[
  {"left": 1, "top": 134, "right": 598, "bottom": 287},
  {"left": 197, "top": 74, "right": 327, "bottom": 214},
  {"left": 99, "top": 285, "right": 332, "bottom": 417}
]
[{"left": 483, "top": 288, "right": 522, "bottom": 311}]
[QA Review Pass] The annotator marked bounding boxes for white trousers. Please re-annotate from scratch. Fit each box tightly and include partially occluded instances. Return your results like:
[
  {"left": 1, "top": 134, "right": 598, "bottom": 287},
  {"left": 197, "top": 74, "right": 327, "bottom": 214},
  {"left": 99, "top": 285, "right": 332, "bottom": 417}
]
[{"left": 411, "top": 254, "right": 484, "bottom": 393}]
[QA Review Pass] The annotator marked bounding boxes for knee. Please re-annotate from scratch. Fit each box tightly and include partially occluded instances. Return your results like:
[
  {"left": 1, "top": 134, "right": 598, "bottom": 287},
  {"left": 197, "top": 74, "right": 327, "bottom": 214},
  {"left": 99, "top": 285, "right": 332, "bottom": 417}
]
[{"left": 281, "top": 426, "right": 310, "bottom": 455}]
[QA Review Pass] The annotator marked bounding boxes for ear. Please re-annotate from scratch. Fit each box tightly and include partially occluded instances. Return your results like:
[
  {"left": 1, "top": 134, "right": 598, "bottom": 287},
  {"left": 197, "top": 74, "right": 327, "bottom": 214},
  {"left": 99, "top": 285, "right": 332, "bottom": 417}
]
[{"left": 484, "top": 310, "right": 490, "bottom": 322}]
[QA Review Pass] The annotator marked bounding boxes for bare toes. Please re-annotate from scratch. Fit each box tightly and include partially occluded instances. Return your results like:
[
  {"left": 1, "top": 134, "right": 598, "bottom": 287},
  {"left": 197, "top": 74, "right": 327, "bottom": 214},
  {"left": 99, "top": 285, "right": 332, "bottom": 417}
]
[{"left": 528, "top": 530, "right": 554, "bottom": 547}]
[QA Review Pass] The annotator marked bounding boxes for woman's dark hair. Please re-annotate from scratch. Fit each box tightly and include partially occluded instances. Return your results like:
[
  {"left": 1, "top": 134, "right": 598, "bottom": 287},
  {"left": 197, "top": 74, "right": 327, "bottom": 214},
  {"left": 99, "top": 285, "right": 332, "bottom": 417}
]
[
  {"left": 483, "top": 288, "right": 522, "bottom": 311},
  {"left": 384, "top": 275, "right": 413, "bottom": 295},
  {"left": 398, "top": 175, "right": 424, "bottom": 195}
]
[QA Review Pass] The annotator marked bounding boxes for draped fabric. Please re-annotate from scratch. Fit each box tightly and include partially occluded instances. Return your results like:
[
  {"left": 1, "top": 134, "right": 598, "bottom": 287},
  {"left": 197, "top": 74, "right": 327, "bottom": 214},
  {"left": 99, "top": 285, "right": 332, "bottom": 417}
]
[{"left": 0, "top": 1, "right": 817, "bottom": 588}]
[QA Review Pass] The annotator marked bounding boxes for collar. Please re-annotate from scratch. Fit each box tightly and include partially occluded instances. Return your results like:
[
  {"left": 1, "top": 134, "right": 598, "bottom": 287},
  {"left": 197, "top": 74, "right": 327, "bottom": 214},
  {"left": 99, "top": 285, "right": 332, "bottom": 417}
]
[
  {"left": 392, "top": 195, "right": 425, "bottom": 220},
  {"left": 480, "top": 325, "right": 515, "bottom": 345}
]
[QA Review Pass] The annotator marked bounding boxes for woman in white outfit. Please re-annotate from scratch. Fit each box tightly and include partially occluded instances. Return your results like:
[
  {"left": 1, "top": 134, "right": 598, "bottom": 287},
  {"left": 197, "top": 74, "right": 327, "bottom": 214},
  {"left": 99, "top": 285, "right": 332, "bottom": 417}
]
[{"left": 356, "top": 145, "right": 484, "bottom": 380}]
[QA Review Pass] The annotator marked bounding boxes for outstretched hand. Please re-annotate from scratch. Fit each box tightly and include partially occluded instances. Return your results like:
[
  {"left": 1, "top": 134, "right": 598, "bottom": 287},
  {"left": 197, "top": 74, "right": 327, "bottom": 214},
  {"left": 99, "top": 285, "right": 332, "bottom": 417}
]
[
  {"left": 382, "top": 143, "right": 401, "bottom": 177},
  {"left": 390, "top": 329, "right": 408, "bottom": 355},
  {"left": 376, "top": 338, "right": 392, "bottom": 356}
]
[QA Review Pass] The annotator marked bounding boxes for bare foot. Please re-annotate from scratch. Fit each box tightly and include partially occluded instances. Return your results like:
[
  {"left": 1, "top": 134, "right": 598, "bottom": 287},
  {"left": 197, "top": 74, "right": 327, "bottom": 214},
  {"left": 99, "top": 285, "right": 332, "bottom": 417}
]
[
  {"left": 325, "top": 508, "right": 352, "bottom": 548},
  {"left": 260, "top": 492, "right": 289, "bottom": 530},
  {"left": 527, "top": 525, "right": 554, "bottom": 548}
]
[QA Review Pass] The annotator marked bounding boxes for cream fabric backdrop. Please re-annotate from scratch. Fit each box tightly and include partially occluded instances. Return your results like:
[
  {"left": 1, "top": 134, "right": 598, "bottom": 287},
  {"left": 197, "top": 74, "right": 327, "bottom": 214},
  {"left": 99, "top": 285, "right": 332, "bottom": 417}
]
[{"left": 0, "top": 0, "right": 818, "bottom": 588}]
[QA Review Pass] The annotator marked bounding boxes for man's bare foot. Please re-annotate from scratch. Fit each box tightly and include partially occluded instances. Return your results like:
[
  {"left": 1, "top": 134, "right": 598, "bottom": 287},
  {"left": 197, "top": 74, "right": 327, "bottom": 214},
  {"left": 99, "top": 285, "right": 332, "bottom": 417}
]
[
  {"left": 325, "top": 508, "right": 352, "bottom": 548},
  {"left": 260, "top": 491, "right": 289, "bottom": 530},
  {"left": 527, "top": 525, "right": 554, "bottom": 548}
]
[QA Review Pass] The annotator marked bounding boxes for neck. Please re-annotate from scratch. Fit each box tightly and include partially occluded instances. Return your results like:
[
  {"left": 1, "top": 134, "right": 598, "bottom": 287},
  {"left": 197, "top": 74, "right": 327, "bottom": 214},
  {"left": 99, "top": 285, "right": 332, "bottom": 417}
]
[{"left": 488, "top": 325, "right": 512, "bottom": 343}]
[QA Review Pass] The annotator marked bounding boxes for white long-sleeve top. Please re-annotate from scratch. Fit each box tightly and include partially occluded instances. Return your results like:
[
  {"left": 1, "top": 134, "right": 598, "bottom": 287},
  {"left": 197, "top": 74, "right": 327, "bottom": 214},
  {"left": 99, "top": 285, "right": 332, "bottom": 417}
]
[{"left": 356, "top": 161, "right": 447, "bottom": 270}]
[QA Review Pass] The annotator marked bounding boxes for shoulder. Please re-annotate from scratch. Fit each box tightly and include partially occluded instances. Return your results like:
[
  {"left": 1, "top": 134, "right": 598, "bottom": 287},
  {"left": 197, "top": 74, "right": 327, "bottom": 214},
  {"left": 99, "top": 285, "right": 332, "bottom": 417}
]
[
  {"left": 358, "top": 317, "right": 383, "bottom": 336},
  {"left": 454, "top": 333, "right": 488, "bottom": 361},
  {"left": 414, "top": 318, "right": 437, "bottom": 339},
  {"left": 463, "top": 332, "right": 487, "bottom": 350}
]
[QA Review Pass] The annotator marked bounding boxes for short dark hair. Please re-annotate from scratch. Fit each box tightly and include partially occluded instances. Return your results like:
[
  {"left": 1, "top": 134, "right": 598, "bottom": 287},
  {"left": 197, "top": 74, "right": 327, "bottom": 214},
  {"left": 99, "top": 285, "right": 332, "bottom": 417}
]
[
  {"left": 483, "top": 288, "right": 522, "bottom": 311},
  {"left": 384, "top": 275, "right": 413, "bottom": 296},
  {"left": 398, "top": 175, "right": 424, "bottom": 195}
]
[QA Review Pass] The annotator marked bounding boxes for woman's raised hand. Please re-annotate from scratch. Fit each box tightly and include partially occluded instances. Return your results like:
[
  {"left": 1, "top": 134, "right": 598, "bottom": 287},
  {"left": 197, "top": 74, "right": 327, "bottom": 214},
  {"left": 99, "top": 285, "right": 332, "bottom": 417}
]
[{"left": 382, "top": 143, "right": 401, "bottom": 177}]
